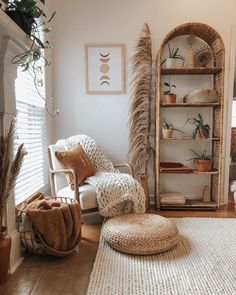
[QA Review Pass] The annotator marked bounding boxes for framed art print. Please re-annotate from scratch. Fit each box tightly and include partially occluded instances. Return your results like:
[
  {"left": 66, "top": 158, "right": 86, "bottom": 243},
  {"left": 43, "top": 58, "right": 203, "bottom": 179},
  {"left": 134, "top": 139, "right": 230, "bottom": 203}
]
[{"left": 85, "top": 44, "right": 125, "bottom": 94}]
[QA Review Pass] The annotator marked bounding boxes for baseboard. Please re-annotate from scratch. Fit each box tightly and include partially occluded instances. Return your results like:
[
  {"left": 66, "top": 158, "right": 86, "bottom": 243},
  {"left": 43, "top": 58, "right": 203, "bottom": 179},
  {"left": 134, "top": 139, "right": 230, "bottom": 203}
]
[{"left": 9, "top": 229, "right": 24, "bottom": 274}]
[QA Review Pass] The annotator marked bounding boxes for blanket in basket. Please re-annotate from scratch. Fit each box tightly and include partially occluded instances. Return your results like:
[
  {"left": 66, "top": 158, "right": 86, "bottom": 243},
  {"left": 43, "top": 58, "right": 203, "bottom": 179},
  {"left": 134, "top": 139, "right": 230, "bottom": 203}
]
[{"left": 56, "top": 135, "right": 146, "bottom": 217}]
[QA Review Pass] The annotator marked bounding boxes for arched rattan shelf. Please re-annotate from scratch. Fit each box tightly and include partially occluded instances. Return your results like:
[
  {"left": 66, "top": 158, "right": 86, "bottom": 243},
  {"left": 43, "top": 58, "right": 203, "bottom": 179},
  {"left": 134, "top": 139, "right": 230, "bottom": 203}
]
[{"left": 155, "top": 22, "right": 225, "bottom": 210}]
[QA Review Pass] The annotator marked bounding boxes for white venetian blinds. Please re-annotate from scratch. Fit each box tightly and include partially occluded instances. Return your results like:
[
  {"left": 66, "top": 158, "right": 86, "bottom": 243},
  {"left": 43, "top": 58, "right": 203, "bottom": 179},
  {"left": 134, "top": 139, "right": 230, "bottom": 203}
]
[{"left": 14, "top": 63, "right": 47, "bottom": 205}]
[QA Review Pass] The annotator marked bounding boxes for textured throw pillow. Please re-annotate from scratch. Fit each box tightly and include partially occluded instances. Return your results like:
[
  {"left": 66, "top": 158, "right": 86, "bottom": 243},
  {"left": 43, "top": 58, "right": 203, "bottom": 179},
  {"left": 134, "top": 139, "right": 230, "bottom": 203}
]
[{"left": 55, "top": 144, "right": 95, "bottom": 189}]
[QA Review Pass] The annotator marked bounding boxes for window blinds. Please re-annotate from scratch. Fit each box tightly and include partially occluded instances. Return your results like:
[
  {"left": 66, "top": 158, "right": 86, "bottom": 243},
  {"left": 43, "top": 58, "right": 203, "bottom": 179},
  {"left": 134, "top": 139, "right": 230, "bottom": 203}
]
[{"left": 14, "top": 65, "right": 48, "bottom": 205}]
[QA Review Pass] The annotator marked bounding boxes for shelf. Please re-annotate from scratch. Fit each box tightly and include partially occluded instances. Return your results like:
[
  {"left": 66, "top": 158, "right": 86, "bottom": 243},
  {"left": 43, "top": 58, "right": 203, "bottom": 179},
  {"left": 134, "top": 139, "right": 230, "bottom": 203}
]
[
  {"left": 160, "top": 169, "right": 219, "bottom": 175},
  {"left": 161, "top": 137, "right": 220, "bottom": 141},
  {"left": 161, "top": 102, "right": 220, "bottom": 107},
  {"left": 161, "top": 67, "right": 222, "bottom": 75},
  {"left": 160, "top": 199, "right": 217, "bottom": 209}
]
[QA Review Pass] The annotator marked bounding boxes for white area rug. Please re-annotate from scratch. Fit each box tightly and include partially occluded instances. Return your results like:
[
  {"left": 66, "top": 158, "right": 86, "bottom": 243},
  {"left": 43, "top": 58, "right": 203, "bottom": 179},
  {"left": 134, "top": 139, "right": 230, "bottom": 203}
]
[{"left": 87, "top": 218, "right": 236, "bottom": 295}]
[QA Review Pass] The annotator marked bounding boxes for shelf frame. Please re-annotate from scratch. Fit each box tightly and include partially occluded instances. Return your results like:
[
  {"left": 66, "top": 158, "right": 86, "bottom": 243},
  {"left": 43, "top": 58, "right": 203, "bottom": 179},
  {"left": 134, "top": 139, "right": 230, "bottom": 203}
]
[{"left": 155, "top": 22, "right": 225, "bottom": 212}]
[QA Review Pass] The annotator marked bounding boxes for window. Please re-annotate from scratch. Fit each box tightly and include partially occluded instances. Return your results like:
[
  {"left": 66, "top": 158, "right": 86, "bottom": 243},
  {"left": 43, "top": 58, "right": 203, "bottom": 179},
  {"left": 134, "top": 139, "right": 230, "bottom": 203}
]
[{"left": 14, "top": 63, "right": 48, "bottom": 205}]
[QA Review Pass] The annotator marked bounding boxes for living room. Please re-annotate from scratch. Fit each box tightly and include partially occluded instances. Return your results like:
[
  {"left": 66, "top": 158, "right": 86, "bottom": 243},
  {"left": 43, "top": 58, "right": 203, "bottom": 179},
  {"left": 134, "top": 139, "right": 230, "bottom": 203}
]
[{"left": 0, "top": 0, "right": 236, "bottom": 294}]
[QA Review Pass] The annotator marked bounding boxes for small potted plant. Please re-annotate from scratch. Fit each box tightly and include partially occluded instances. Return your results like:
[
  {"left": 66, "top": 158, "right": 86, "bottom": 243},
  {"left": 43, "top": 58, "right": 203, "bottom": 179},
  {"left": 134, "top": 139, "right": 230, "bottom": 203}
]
[
  {"left": 161, "top": 43, "right": 185, "bottom": 68},
  {"left": 163, "top": 79, "right": 177, "bottom": 103},
  {"left": 162, "top": 121, "right": 184, "bottom": 139},
  {"left": 184, "top": 113, "right": 210, "bottom": 139},
  {"left": 189, "top": 149, "right": 213, "bottom": 172}
]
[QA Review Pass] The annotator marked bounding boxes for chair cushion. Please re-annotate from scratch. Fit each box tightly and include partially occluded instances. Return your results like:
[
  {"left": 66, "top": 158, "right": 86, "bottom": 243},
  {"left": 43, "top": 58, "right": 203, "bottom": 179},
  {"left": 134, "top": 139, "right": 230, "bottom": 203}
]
[
  {"left": 55, "top": 144, "right": 96, "bottom": 187},
  {"left": 57, "top": 184, "right": 97, "bottom": 211},
  {"left": 102, "top": 213, "right": 180, "bottom": 255}
]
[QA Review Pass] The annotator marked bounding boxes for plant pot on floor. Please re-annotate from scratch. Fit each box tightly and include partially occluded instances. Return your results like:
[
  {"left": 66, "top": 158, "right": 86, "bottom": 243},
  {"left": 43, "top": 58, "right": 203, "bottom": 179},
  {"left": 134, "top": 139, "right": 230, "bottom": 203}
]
[
  {"left": 5, "top": 11, "right": 34, "bottom": 35},
  {"left": 162, "top": 129, "right": 173, "bottom": 139},
  {"left": 195, "top": 159, "right": 213, "bottom": 172},
  {"left": 0, "top": 226, "right": 11, "bottom": 285},
  {"left": 164, "top": 94, "right": 176, "bottom": 104}
]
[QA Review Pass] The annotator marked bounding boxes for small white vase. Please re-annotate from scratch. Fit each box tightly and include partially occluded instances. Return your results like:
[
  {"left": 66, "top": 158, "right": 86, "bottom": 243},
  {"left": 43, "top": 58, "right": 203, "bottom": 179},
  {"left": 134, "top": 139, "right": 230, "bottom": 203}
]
[{"left": 166, "top": 58, "right": 177, "bottom": 68}]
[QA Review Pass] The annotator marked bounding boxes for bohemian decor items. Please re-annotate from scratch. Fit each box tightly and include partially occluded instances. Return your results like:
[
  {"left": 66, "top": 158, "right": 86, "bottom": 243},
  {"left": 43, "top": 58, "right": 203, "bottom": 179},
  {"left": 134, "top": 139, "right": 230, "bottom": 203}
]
[
  {"left": 0, "top": 119, "right": 26, "bottom": 284},
  {"left": 163, "top": 77, "right": 177, "bottom": 103},
  {"left": 189, "top": 149, "right": 213, "bottom": 172},
  {"left": 183, "top": 89, "right": 217, "bottom": 104},
  {"left": 162, "top": 121, "right": 184, "bottom": 139}
]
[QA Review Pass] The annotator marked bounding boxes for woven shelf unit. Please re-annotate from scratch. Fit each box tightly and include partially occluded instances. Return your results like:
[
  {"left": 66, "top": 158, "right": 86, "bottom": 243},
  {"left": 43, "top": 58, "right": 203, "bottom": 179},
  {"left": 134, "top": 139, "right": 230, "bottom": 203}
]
[{"left": 155, "top": 22, "right": 225, "bottom": 211}]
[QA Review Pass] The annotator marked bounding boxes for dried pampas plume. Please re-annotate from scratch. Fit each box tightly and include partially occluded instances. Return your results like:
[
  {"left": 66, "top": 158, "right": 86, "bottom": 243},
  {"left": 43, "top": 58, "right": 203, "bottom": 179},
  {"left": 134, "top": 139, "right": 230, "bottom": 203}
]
[
  {"left": 128, "top": 23, "right": 152, "bottom": 177},
  {"left": 0, "top": 119, "right": 26, "bottom": 232}
]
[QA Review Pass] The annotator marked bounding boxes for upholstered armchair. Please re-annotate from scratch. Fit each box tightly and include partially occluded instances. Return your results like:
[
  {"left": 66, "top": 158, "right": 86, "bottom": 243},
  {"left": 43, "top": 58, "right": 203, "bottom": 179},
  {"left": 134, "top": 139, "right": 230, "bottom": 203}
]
[{"left": 48, "top": 144, "right": 134, "bottom": 214}]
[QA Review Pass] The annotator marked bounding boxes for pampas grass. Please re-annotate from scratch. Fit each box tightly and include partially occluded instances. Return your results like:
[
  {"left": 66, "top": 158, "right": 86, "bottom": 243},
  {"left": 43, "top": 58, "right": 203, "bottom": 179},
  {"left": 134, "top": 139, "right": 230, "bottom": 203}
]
[
  {"left": 129, "top": 23, "right": 152, "bottom": 176},
  {"left": 0, "top": 119, "right": 26, "bottom": 233}
]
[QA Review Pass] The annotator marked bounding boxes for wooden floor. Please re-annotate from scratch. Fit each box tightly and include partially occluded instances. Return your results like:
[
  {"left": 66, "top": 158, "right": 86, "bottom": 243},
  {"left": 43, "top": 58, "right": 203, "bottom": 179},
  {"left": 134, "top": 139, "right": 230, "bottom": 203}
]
[{"left": 0, "top": 200, "right": 235, "bottom": 295}]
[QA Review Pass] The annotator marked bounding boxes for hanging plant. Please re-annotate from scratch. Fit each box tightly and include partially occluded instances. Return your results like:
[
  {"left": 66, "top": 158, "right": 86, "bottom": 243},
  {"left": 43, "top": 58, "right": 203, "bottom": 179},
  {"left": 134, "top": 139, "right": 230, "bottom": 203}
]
[{"left": 3, "top": 0, "right": 58, "bottom": 116}]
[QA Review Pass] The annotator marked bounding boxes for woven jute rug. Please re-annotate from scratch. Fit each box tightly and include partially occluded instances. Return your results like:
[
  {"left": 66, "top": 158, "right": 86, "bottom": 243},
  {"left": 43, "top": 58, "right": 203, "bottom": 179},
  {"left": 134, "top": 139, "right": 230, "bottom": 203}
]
[{"left": 87, "top": 218, "right": 236, "bottom": 295}]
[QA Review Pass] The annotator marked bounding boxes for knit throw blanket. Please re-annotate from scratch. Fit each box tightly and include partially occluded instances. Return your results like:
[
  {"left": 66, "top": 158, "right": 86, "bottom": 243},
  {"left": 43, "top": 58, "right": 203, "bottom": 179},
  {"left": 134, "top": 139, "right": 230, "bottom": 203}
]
[{"left": 56, "top": 135, "right": 146, "bottom": 217}]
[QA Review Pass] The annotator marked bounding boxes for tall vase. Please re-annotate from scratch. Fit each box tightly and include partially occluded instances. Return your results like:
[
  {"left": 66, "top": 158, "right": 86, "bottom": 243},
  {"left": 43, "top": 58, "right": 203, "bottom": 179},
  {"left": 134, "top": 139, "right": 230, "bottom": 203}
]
[{"left": 0, "top": 226, "right": 11, "bottom": 285}]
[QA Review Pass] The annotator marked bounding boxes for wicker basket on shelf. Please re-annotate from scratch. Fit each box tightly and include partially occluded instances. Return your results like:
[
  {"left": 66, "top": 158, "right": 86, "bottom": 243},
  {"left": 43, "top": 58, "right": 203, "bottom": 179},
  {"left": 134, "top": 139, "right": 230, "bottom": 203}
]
[
  {"left": 16, "top": 196, "right": 77, "bottom": 255},
  {"left": 183, "top": 89, "right": 217, "bottom": 103}
]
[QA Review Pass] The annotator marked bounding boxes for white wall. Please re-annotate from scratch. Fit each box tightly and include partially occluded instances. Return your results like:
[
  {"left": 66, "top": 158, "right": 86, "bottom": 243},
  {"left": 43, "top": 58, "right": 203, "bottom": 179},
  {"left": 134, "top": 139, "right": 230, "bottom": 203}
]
[{"left": 49, "top": 0, "right": 236, "bottom": 196}]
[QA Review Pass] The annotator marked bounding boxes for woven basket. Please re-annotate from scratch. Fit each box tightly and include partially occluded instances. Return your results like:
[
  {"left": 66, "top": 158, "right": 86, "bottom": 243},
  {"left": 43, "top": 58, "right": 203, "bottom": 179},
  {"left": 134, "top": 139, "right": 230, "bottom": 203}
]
[
  {"left": 183, "top": 89, "right": 217, "bottom": 103},
  {"left": 16, "top": 196, "right": 77, "bottom": 255}
]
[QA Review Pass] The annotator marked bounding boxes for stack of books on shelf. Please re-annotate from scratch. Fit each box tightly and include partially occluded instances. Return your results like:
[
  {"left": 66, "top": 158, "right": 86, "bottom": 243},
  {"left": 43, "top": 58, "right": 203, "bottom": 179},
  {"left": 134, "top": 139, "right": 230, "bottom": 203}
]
[
  {"left": 160, "top": 162, "right": 193, "bottom": 173},
  {"left": 160, "top": 192, "right": 186, "bottom": 205}
]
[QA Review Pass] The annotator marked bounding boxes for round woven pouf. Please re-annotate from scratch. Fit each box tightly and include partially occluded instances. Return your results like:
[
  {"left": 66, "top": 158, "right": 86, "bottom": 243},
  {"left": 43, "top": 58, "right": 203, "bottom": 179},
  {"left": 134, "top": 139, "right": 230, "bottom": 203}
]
[{"left": 102, "top": 213, "right": 180, "bottom": 255}]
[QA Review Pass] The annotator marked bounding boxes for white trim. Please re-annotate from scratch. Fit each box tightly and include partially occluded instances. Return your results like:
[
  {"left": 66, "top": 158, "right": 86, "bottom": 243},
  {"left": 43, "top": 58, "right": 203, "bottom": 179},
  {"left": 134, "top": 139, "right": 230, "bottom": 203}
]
[
  {"left": 223, "top": 25, "right": 236, "bottom": 203},
  {"left": 8, "top": 230, "right": 24, "bottom": 274}
]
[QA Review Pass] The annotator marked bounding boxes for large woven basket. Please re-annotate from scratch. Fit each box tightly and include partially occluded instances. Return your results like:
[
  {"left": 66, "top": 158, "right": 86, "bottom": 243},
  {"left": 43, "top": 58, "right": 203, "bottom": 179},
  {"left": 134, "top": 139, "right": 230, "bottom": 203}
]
[
  {"left": 183, "top": 89, "right": 217, "bottom": 103},
  {"left": 16, "top": 196, "right": 77, "bottom": 255}
]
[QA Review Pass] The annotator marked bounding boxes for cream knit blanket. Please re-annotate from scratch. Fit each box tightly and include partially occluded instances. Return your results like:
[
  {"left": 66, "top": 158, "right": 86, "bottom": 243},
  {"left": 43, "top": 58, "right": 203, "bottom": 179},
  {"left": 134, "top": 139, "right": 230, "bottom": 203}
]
[{"left": 56, "top": 135, "right": 146, "bottom": 217}]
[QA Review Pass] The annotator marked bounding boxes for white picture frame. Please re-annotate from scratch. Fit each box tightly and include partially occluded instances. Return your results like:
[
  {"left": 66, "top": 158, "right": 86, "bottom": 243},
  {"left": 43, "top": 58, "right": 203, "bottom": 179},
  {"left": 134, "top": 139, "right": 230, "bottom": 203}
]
[{"left": 85, "top": 44, "right": 125, "bottom": 94}]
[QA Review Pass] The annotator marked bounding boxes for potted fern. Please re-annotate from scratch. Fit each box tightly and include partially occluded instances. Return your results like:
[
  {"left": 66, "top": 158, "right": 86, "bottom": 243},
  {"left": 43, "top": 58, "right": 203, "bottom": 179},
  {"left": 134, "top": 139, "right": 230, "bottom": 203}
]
[
  {"left": 161, "top": 43, "right": 185, "bottom": 68},
  {"left": 0, "top": 119, "right": 26, "bottom": 284}
]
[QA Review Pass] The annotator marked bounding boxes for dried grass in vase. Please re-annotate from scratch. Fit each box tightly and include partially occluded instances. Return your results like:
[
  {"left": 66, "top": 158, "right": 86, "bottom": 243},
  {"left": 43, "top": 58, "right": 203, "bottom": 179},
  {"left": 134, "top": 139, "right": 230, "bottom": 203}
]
[{"left": 0, "top": 119, "right": 26, "bottom": 233}]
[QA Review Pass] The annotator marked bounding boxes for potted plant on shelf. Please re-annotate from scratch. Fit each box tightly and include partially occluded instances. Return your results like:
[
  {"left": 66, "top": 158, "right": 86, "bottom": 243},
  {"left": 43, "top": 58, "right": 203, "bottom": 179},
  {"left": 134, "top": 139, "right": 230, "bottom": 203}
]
[
  {"left": 189, "top": 149, "right": 213, "bottom": 172},
  {"left": 161, "top": 42, "right": 185, "bottom": 68},
  {"left": 3, "top": 0, "right": 58, "bottom": 116},
  {"left": 184, "top": 113, "right": 210, "bottom": 139},
  {"left": 163, "top": 79, "right": 177, "bottom": 103},
  {"left": 0, "top": 119, "right": 26, "bottom": 284},
  {"left": 162, "top": 121, "right": 184, "bottom": 139}
]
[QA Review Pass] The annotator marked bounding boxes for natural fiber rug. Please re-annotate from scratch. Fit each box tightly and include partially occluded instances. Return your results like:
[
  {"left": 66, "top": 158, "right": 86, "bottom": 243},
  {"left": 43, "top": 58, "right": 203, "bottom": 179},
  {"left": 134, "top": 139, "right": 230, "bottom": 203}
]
[{"left": 87, "top": 218, "right": 236, "bottom": 295}]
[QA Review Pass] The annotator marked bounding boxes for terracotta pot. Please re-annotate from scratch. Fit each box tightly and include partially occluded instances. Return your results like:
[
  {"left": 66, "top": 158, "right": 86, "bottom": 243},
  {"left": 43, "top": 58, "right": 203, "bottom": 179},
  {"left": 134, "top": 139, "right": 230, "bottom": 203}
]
[
  {"left": 0, "top": 227, "right": 11, "bottom": 285},
  {"left": 164, "top": 94, "right": 176, "bottom": 104},
  {"left": 195, "top": 129, "right": 209, "bottom": 139},
  {"left": 195, "top": 159, "right": 213, "bottom": 172},
  {"left": 162, "top": 129, "right": 173, "bottom": 139}
]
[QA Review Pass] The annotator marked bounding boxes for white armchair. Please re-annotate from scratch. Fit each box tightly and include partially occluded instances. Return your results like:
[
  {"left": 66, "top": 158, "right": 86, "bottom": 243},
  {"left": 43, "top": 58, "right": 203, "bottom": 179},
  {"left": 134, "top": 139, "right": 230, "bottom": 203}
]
[{"left": 48, "top": 144, "right": 133, "bottom": 214}]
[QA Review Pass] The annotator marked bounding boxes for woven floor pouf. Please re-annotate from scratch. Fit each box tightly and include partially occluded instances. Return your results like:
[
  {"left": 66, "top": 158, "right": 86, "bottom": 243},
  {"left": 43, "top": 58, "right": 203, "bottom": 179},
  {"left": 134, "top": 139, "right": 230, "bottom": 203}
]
[{"left": 102, "top": 213, "right": 180, "bottom": 255}]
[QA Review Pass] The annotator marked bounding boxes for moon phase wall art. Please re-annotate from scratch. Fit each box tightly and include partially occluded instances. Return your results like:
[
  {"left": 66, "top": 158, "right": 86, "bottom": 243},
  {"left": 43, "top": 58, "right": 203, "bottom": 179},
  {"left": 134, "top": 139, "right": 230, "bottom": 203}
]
[{"left": 85, "top": 44, "right": 125, "bottom": 94}]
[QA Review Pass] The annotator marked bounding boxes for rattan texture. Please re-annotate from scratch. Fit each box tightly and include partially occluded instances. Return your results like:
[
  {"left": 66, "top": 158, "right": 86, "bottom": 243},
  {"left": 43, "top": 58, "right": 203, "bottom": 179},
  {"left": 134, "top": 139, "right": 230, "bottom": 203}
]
[
  {"left": 183, "top": 89, "right": 217, "bottom": 103},
  {"left": 156, "top": 22, "right": 225, "bottom": 210},
  {"left": 102, "top": 213, "right": 180, "bottom": 255},
  {"left": 16, "top": 196, "right": 77, "bottom": 255}
]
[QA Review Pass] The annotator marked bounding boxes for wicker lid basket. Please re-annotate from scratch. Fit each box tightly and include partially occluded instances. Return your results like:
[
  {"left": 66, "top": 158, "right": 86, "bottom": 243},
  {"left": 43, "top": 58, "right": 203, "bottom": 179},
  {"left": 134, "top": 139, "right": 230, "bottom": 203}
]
[{"left": 183, "top": 89, "right": 217, "bottom": 103}]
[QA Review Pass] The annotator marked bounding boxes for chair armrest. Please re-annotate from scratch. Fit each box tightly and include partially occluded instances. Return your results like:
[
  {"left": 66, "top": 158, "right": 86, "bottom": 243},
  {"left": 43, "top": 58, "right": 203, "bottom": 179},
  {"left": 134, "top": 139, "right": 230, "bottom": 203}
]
[
  {"left": 49, "top": 168, "right": 79, "bottom": 202},
  {"left": 114, "top": 163, "right": 134, "bottom": 177}
]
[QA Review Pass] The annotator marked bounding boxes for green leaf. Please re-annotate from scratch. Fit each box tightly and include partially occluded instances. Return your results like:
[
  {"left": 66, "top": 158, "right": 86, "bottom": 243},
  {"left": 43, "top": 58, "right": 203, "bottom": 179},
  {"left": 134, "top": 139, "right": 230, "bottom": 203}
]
[
  {"left": 164, "top": 82, "right": 170, "bottom": 87},
  {"left": 33, "top": 36, "right": 45, "bottom": 48},
  {"left": 48, "top": 11, "right": 56, "bottom": 23}
]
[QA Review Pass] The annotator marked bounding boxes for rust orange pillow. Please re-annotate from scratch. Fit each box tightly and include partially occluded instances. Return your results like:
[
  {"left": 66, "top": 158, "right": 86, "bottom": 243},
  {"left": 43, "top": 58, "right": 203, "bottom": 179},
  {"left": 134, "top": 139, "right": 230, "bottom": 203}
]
[{"left": 55, "top": 144, "right": 95, "bottom": 188}]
